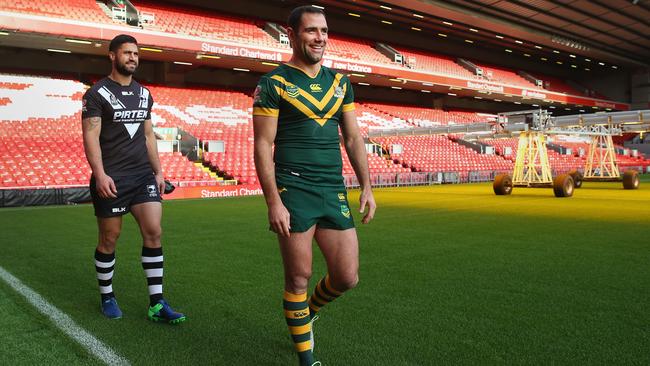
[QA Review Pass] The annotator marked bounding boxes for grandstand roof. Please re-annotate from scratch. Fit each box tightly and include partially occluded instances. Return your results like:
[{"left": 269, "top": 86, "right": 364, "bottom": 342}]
[
  {"left": 162, "top": 0, "right": 649, "bottom": 68},
  {"left": 337, "top": 0, "right": 650, "bottom": 67}
]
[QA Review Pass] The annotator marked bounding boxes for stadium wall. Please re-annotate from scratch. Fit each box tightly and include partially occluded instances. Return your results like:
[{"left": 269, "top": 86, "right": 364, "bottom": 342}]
[{"left": 0, "top": 187, "right": 90, "bottom": 208}]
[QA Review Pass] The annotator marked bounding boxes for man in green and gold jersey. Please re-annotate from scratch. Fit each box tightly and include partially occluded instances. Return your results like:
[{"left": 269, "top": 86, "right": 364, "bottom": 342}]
[{"left": 253, "top": 5, "right": 376, "bottom": 366}]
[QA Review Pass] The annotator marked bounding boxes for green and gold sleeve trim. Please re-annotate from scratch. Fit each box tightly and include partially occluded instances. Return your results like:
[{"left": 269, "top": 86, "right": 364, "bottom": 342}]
[
  {"left": 342, "top": 103, "right": 356, "bottom": 112},
  {"left": 252, "top": 107, "right": 279, "bottom": 117}
]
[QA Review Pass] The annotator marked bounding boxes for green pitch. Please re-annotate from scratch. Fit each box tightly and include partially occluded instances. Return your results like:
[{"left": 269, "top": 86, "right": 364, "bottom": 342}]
[{"left": 1, "top": 179, "right": 649, "bottom": 365}]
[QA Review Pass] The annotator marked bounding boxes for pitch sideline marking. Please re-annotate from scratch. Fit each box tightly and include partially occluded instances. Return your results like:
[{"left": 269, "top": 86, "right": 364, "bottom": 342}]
[{"left": 0, "top": 265, "right": 130, "bottom": 366}]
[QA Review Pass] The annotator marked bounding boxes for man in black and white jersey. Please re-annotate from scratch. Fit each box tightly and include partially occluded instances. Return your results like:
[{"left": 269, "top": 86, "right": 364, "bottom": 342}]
[{"left": 82, "top": 34, "right": 185, "bottom": 324}]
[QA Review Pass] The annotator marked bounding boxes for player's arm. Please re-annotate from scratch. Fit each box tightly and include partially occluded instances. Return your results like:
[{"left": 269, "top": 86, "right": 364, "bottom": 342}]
[
  {"left": 82, "top": 116, "right": 117, "bottom": 198},
  {"left": 253, "top": 115, "right": 291, "bottom": 237},
  {"left": 340, "top": 110, "right": 376, "bottom": 224},
  {"left": 143, "top": 119, "right": 164, "bottom": 193}
]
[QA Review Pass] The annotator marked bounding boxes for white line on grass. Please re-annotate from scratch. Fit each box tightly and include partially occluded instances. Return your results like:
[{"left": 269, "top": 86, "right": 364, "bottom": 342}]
[{"left": 0, "top": 265, "right": 130, "bottom": 366}]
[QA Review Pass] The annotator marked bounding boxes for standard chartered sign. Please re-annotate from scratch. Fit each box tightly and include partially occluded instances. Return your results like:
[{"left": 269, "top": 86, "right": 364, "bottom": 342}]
[{"left": 200, "top": 43, "right": 283, "bottom": 61}]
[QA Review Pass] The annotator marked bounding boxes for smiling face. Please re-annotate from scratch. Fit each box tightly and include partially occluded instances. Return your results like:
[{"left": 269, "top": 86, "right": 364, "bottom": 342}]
[
  {"left": 110, "top": 42, "right": 139, "bottom": 76},
  {"left": 287, "top": 12, "right": 328, "bottom": 65}
]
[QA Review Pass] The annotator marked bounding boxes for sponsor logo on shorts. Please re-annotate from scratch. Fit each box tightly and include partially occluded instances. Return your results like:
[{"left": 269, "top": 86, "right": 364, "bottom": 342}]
[
  {"left": 147, "top": 185, "right": 157, "bottom": 197},
  {"left": 338, "top": 193, "right": 345, "bottom": 201},
  {"left": 112, "top": 207, "right": 126, "bottom": 213},
  {"left": 340, "top": 205, "right": 350, "bottom": 218},
  {"left": 278, "top": 187, "right": 287, "bottom": 194}
]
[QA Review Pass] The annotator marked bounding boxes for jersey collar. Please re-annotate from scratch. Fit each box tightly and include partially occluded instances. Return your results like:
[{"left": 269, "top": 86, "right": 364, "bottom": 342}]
[{"left": 283, "top": 62, "right": 321, "bottom": 79}]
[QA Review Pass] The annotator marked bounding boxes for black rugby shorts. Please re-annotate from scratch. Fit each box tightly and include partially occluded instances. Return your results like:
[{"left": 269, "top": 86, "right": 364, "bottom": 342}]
[{"left": 90, "top": 172, "right": 161, "bottom": 217}]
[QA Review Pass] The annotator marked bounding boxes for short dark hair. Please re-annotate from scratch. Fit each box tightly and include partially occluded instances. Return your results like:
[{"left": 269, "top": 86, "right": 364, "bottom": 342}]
[
  {"left": 287, "top": 5, "right": 325, "bottom": 31},
  {"left": 109, "top": 34, "right": 138, "bottom": 53}
]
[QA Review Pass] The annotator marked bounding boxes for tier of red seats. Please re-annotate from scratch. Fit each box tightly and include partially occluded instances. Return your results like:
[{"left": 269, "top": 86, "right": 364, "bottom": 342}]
[
  {"left": 0, "top": 0, "right": 115, "bottom": 24},
  {"left": 151, "top": 86, "right": 416, "bottom": 180},
  {"left": 1, "top": 1, "right": 614, "bottom": 101},
  {"left": 1, "top": 74, "right": 642, "bottom": 190},
  {"left": 326, "top": 35, "right": 395, "bottom": 66},
  {"left": 552, "top": 140, "right": 649, "bottom": 169},
  {"left": 354, "top": 103, "right": 417, "bottom": 136},
  {"left": 531, "top": 74, "right": 585, "bottom": 96},
  {"left": 483, "top": 137, "right": 584, "bottom": 172},
  {"left": 133, "top": 1, "right": 282, "bottom": 49},
  {"left": 475, "top": 63, "right": 537, "bottom": 88},
  {"left": 397, "top": 48, "right": 475, "bottom": 78},
  {"left": 364, "top": 103, "right": 495, "bottom": 126},
  {"left": 373, "top": 135, "right": 513, "bottom": 174},
  {"left": 149, "top": 86, "right": 255, "bottom": 184},
  {"left": 341, "top": 148, "right": 410, "bottom": 175},
  {"left": 159, "top": 152, "right": 217, "bottom": 186},
  {"left": 0, "top": 76, "right": 220, "bottom": 189}
]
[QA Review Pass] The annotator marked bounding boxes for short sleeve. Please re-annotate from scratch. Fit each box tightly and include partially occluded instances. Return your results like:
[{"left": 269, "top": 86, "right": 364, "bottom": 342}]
[
  {"left": 82, "top": 88, "right": 103, "bottom": 119},
  {"left": 146, "top": 90, "right": 154, "bottom": 120},
  {"left": 342, "top": 77, "right": 355, "bottom": 113},
  {"left": 252, "top": 76, "right": 280, "bottom": 118}
]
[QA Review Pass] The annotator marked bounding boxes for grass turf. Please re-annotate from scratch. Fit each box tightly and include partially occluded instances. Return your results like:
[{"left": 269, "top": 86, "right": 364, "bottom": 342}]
[{"left": 0, "top": 179, "right": 649, "bottom": 365}]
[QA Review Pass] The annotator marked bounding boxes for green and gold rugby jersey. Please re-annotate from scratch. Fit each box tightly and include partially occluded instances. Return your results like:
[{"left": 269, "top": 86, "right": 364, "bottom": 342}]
[{"left": 253, "top": 63, "right": 355, "bottom": 187}]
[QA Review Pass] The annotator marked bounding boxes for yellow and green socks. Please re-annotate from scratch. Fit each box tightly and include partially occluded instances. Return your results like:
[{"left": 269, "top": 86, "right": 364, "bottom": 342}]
[
  {"left": 283, "top": 291, "right": 314, "bottom": 366},
  {"left": 308, "top": 274, "right": 343, "bottom": 318}
]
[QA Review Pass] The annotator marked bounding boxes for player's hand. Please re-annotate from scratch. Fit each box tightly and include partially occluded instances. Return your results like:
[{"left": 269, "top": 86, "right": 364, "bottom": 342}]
[
  {"left": 95, "top": 173, "right": 117, "bottom": 199},
  {"left": 359, "top": 187, "right": 376, "bottom": 224},
  {"left": 268, "top": 202, "right": 291, "bottom": 237},
  {"left": 154, "top": 172, "right": 165, "bottom": 195}
]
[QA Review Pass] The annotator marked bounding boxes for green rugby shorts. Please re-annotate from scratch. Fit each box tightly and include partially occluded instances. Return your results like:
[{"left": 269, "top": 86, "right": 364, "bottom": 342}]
[{"left": 276, "top": 178, "right": 355, "bottom": 233}]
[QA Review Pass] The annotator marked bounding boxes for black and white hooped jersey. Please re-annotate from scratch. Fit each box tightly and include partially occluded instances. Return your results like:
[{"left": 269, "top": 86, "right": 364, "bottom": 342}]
[{"left": 82, "top": 77, "right": 154, "bottom": 176}]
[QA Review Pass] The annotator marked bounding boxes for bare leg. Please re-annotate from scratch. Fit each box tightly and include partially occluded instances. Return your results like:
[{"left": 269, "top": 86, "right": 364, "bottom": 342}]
[
  {"left": 314, "top": 227, "right": 359, "bottom": 291},
  {"left": 130, "top": 201, "right": 162, "bottom": 249},
  {"left": 96, "top": 216, "right": 122, "bottom": 254},
  {"left": 279, "top": 225, "right": 317, "bottom": 293},
  {"left": 308, "top": 228, "right": 359, "bottom": 316}
]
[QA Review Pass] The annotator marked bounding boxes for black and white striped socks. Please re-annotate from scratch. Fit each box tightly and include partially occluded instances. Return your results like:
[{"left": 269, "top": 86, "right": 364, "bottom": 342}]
[
  {"left": 95, "top": 250, "right": 115, "bottom": 301},
  {"left": 141, "top": 246, "right": 164, "bottom": 306}
]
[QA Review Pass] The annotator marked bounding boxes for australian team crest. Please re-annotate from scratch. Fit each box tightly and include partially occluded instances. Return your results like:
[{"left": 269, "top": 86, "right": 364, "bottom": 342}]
[
  {"left": 334, "top": 86, "right": 345, "bottom": 98},
  {"left": 340, "top": 204, "right": 350, "bottom": 218},
  {"left": 286, "top": 84, "right": 300, "bottom": 98}
]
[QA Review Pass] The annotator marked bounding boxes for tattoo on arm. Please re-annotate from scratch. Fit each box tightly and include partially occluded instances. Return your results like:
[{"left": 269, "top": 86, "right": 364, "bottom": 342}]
[{"left": 82, "top": 117, "right": 101, "bottom": 132}]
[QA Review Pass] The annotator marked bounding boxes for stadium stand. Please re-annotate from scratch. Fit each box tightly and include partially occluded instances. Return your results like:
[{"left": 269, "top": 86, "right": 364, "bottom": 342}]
[
  {"left": 132, "top": 1, "right": 284, "bottom": 49},
  {"left": 483, "top": 137, "right": 649, "bottom": 172},
  {"left": 476, "top": 63, "right": 537, "bottom": 88},
  {"left": 397, "top": 48, "right": 475, "bottom": 78},
  {"left": 482, "top": 137, "right": 584, "bottom": 173},
  {"left": 326, "top": 35, "right": 394, "bottom": 66},
  {"left": 364, "top": 103, "right": 496, "bottom": 126},
  {"left": 551, "top": 138, "right": 649, "bottom": 169},
  {"left": 373, "top": 135, "right": 513, "bottom": 176},
  {"left": 149, "top": 86, "right": 409, "bottom": 183},
  {"left": 0, "top": 0, "right": 116, "bottom": 24},
  {"left": 0, "top": 74, "right": 220, "bottom": 188},
  {"left": 0, "top": 1, "right": 619, "bottom": 103},
  {"left": 533, "top": 74, "right": 585, "bottom": 96},
  {"left": 354, "top": 104, "right": 416, "bottom": 135},
  {"left": 1, "top": 73, "right": 644, "bottom": 190}
]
